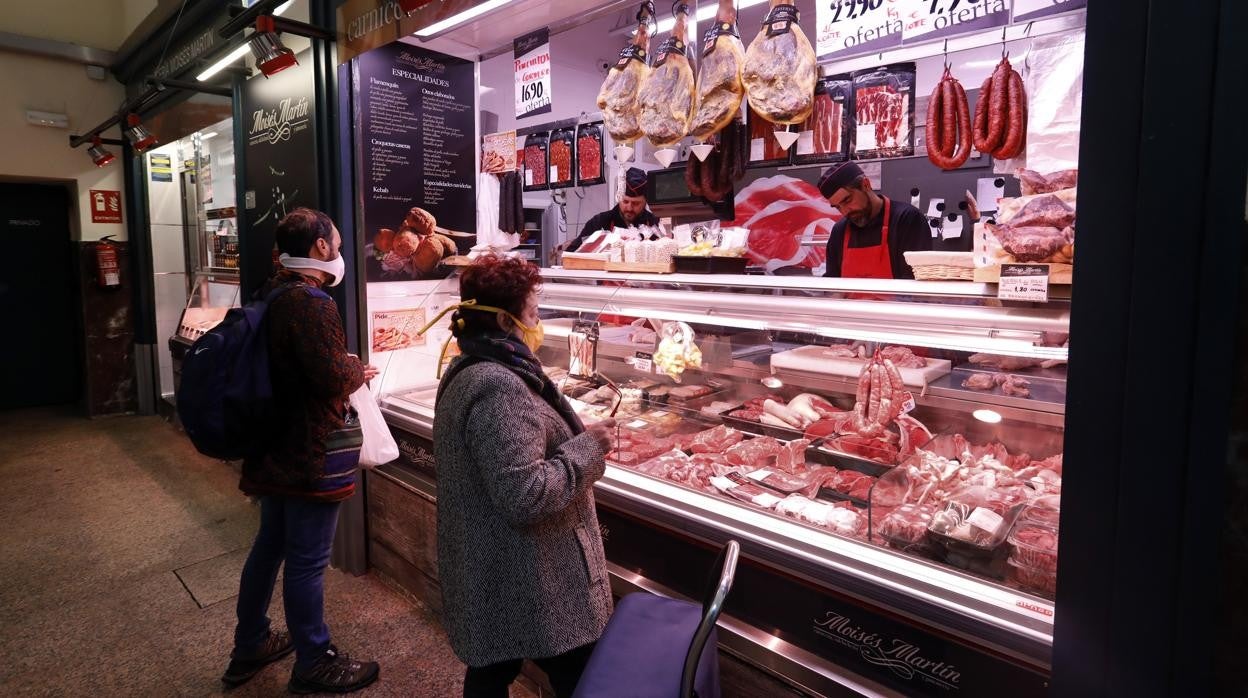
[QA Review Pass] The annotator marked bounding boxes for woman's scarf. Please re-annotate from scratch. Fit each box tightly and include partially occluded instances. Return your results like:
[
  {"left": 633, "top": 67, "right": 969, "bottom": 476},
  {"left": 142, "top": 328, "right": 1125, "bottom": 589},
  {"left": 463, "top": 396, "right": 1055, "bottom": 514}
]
[{"left": 449, "top": 331, "right": 584, "bottom": 435}]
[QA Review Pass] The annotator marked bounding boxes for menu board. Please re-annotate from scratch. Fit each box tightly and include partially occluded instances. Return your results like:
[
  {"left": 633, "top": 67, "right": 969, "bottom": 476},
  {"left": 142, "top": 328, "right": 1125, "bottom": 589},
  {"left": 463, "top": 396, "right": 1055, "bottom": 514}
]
[{"left": 356, "top": 43, "right": 476, "bottom": 281}]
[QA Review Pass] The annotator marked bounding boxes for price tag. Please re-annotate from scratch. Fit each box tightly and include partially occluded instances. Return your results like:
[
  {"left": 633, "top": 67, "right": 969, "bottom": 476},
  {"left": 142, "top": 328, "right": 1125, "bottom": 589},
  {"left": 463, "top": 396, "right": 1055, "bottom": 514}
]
[
  {"left": 626, "top": 419, "right": 649, "bottom": 429},
  {"left": 633, "top": 351, "right": 655, "bottom": 373},
  {"left": 750, "top": 137, "right": 765, "bottom": 161},
  {"left": 550, "top": 165, "right": 558, "bottom": 183},
  {"left": 816, "top": 0, "right": 903, "bottom": 61},
  {"left": 901, "top": 0, "right": 1009, "bottom": 44},
  {"left": 524, "top": 168, "right": 534, "bottom": 186},
  {"left": 997, "top": 263, "right": 1050, "bottom": 302},
  {"left": 967, "top": 507, "right": 1004, "bottom": 536},
  {"left": 941, "top": 214, "right": 963, "bottom": 240},
  {"left": 746, "top": 469, "right": 774, "bottom": 482},
  {"left": 900, "top": 391, "right": 916, "bottom": 413},
  {"left": 795, "top": 130, "right": 816, "bottom": 155},
  {"left": 513, "top": 29, "right": 552, "bottom": 119},
  {"left": 855, "top": 123, "right": 878, "bottom": 152}
]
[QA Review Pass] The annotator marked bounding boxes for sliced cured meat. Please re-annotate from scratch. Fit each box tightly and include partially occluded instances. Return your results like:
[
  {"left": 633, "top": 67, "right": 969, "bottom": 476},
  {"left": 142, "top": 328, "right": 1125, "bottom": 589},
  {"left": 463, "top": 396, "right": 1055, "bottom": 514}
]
[{"left": 731, "top": 175, "right": 837, "bottom": 271}]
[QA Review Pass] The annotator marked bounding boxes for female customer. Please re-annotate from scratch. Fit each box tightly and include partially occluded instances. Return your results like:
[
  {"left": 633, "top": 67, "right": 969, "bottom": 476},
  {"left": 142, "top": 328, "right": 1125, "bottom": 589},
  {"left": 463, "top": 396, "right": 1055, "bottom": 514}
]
[{"left": 430, "top": 255, "right": 616, "bottom": 698}]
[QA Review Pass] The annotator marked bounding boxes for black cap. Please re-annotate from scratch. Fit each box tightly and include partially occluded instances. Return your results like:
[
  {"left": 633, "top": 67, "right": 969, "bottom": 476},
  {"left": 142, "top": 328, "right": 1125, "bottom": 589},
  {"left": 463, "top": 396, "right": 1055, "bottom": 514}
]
[
  {"left": 624, "top": 167, "right": 648, "bottom": 198},
  {"left": 817, "top": 161, "right": 866, "bottom": 198}
]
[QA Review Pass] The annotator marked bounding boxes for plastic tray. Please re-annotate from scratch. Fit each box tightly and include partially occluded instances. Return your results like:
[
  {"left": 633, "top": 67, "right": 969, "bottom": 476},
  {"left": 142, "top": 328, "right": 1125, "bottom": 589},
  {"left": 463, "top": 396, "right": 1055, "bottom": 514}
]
[
  {"left": 1008, "top": 557, "right": 1057, "bottom": 596},
  {"left": 710, "top": 256, "right": 748, "bottom": 274},
  {"left": 1007, "top": 521, "right": 1059, "bottom": 571},
  {"left": 673, "top": 256, "right": 712, "bottom": 273}
]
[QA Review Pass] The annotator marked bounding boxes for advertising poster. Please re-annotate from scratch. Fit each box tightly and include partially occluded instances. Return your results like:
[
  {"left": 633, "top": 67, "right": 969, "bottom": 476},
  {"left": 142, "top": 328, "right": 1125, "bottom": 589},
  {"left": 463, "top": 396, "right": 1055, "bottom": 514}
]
[
  {"left": 816, "top": 0, "right": 903, "bottom": 61},
  {"left": 371, "top": 307, "right": 428, "bottom": 353},
  {"left": 514, "top": 28, "right": 552, "bottom": 119},
  {"left": 356, "top": 43, "right": 476, "bottom": 281}
]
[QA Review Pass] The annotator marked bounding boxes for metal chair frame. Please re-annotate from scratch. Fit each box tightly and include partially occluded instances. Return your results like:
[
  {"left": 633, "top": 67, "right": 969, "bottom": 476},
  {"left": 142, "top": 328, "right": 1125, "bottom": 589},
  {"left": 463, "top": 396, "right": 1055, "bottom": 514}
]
[{"left": 679, "top": 540, "right": 740, "bottom": 698}]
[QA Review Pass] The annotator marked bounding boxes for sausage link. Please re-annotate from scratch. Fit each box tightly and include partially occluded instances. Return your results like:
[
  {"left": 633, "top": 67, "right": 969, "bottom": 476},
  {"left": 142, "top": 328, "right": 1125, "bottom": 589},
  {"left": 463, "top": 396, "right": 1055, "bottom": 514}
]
[
  {"left": 685, "top": 152, "right": 704, "bottom": 197},
  {"left": 994, "top": 69, "right": 1027, "bottom": 159},
  {"left": 734, "top": 120, "right": 748, "bottom": 180},
  {"left": 926, "top": 80, "right": 945, "bottom": 166},
  {"left": 985, "top": 60, "right": 1009, "bottom": 153},
  {"left": 972, "top": 75, "right": 994, "bottom": 153},
  {"left": 941, "top": 78, "right": 957, "bottom": 157},
  {"left": 949, "top": 79, "right": 972, "bottom": 168}
]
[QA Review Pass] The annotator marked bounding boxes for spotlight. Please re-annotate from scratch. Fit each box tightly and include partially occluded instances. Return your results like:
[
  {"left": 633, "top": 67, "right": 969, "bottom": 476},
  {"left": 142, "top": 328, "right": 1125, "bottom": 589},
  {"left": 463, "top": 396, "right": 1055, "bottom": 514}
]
[
  {"left": 125, "top": 113, "right": 158, "bottom": 152},
  {"left": 250, "top": 15, "right": 297, "bottom": 78},
  {"left": 86, "top": 136, "right": 116, "bottom": 167}
]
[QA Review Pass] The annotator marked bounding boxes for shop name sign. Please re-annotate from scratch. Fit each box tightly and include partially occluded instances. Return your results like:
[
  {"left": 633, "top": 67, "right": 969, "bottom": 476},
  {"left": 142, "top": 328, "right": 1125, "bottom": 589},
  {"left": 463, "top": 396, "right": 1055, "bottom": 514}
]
[
  {"left": 338, "top": 0, "right": 489, "bottom": 64},
  {"left": 392, "top": 50, "right": 451, "bottom": 87},
  {"left": 814, "top": 611, "right": 963, "bottom": 690},
  {"left": 248, "top": 97, "right": 311, "bottom": 146}
]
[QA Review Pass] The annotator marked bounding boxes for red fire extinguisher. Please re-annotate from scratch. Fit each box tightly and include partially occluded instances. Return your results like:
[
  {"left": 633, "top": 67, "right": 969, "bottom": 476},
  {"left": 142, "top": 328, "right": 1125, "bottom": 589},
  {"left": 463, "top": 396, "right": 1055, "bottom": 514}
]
[{"left": 96, "top": 235, "right": 122, "bottom": 289}]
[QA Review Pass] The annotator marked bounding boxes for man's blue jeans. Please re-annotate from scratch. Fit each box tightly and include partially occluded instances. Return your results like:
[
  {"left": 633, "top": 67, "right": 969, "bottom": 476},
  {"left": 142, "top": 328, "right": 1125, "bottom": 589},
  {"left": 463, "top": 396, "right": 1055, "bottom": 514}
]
[{"left": 233, "top": 495, "right": 341, "bottom": 671}]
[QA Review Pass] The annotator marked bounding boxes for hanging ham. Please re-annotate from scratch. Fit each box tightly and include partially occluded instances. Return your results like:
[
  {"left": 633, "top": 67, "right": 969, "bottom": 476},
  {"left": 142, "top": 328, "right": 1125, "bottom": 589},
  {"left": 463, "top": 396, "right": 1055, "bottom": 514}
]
[
  {"left": 690, "top": 0, "right": 746, "bottom": 140},
  {"left": 597, "top": 3, "right": 654, "bottom": 145},
  {"left": 741, "top": 0, "right": 817, "bottom": 125},
  {"left": 638, "top": 3, "right": 696, "bottom": 148}
]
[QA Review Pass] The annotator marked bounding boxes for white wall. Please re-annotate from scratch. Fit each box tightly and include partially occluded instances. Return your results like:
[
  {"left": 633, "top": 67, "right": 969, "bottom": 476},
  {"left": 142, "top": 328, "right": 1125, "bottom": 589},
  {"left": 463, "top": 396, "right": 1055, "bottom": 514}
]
[
  {"left": 0, "top": 0, "right": 131, "bottom": 51},
  {"left": 0, "top": 51, "right": 128, "bottom": 242}
]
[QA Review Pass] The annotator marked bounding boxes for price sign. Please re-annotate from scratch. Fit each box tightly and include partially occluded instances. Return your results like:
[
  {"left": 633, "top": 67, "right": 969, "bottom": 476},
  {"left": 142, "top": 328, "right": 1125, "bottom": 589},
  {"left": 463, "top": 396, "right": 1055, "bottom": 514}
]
[
  {"left": 997, "top": 263, "right": 1050, "bottom": 302},
  {"left": 513, "top": 28, "right": 551, "bottom": 119},
  {"left": 816, "top": 0, "right": 903, "bottom": 61},
  {"left": 632, "top": 351, "right": 655, "bottom": 374},
  {"left": 1013, "top": 0, "right": 1086, "bottom": 23},
  {"left": 900, "top": 0, "right": 1009, "bottom": 44}
]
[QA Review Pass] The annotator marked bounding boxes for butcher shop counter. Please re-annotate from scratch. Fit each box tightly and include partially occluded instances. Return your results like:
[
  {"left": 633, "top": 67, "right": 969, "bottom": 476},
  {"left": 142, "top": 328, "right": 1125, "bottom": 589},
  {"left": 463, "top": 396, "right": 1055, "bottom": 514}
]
[{"left": 371, "top": 270, "right": 1069, "bottom": 698}]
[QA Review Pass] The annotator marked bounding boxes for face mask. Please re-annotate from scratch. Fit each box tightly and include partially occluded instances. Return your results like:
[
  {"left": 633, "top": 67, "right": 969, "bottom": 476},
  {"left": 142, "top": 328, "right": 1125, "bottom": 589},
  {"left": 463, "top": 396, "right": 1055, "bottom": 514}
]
[
  {"left": 279, "top": 252, "right": 345, "bottom": 287},
  {"left": 417, "top": 300, "right": 544, "bottom": 377}
]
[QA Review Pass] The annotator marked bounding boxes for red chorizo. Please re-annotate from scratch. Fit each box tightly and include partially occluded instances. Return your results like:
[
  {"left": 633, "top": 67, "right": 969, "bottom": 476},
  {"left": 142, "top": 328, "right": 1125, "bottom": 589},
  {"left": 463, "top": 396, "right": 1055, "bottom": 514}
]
[
  {"left": 926, "top": 79, "right": 945, "bottom": 166},
  {"left": 972, "top": 75, "right": 994, "bottom": 153},
  {"left": 941, "top": 78, "right": 957, "bottom": 157},
  {"left": 949, "top": 78, "right": 972, "bottom": 168},
  {"left": 985, "top": 60, "right": 1009, "bottom": 153},
  {"left": 685, "top": 151, "right": 704, "bottom": 197},
  {"left": 994, "top": 69, "right": 1027, "bottom": 159}
]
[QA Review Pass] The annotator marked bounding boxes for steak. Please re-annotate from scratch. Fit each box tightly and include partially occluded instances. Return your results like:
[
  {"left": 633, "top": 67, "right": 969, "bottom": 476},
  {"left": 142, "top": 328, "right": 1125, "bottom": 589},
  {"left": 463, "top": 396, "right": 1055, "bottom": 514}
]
[
  {"left": 741, "top": 0, "right": 816, "bottom": 125},
  {"left": 639, "top": 4, "right": 696, "bottom": 147},
  {"left": 690, "top": 0, "right": 746, "bottom": 140},
  {"left": 597, "top": 7, "right": 653, "bottom": 145}
]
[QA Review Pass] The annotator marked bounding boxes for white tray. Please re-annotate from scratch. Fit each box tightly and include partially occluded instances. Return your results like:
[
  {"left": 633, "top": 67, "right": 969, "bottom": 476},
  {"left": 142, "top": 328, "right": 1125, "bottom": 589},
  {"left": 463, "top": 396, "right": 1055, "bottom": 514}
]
[{"left": 770, "top": 345, "right": 952, "bottom": 388}]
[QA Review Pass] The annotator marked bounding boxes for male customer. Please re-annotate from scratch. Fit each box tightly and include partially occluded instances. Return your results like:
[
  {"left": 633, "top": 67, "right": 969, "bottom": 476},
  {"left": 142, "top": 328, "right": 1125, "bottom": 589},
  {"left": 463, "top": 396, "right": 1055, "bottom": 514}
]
[{"left": 222, "top": 208, "right": 381, "bottom": 694}]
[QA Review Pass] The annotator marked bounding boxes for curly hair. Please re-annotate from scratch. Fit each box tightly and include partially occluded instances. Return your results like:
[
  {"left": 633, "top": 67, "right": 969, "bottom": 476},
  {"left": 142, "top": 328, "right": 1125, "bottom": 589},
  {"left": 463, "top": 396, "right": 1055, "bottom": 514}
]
[{"left": 453, "top": 255, "right": 542, "bottom": 337}]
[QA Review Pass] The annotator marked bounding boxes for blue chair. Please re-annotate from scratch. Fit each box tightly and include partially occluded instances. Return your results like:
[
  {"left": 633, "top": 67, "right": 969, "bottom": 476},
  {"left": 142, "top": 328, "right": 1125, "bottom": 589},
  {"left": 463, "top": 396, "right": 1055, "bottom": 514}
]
[{"left": 574, "top": 540, "right": 741, "bottom": 698}]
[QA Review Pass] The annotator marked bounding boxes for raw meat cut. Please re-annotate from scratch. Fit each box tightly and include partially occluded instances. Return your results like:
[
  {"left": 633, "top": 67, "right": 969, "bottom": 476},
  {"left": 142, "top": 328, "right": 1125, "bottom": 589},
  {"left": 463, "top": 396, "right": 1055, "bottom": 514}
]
[
  {"left": 880, "top": 345, "right": 926, "bottom": 369},
  {"left": 987, "top": 224, "right": 1072, "bottom": 263},
  {"left": 741, "top": 0, "right": 816, "bottom": 125},
  {"left": 1002, "top": 194, "right": 1076, "bottom": 230},
  {"left": 823, "top": 343, "right": 866, "bottom": 359},
  {"left": 638, "top": 4, "right": 696, "bottom": 148},
  {"left": 597, "top": 6, "right": 653, "bottom": 145},
  {"left": 968, "top": 354, "right": 1045, "bottom": 371},
  {"left": 999, "top": 374, "right": 1032, "bottom": 398},
  {"left": 825, "top": 434, "right": 899, "bottom": 465},
  {"left": 876, "top": 504, "right": 936, "bottom": 547},
  {"left": 1018, "top": 168, "right": 1078, "bottom": 195},
  {"left": 731, "top": 175, "right": 836, "bottom": 271},
  {"left": 636, "top": 449, "right": 691, "bottom": 479},
  {"left": 746, "top": 467, "right": 812, "bottom": 494},
  {"left": 961, "top": 372, "right": 998, "bottom": 391},
  {"left": 689, "top": 425, "right": 744, "bottom": 454},
  {"left": 690, "top": 0, "right": 746, "bottom": 140},
  {"left": 803, "top": 414, "right": 854, "bottom": 441},
  {"left": 723, "top": 436, "right": 809, "bottom": 472}
]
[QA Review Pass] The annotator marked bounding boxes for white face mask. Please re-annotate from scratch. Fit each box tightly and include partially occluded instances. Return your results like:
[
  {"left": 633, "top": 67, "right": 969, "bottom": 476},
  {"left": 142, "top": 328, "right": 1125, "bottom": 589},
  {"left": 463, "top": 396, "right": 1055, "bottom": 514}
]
[{"left": 279, "top": 252, "right": 345, "bottom": 287}]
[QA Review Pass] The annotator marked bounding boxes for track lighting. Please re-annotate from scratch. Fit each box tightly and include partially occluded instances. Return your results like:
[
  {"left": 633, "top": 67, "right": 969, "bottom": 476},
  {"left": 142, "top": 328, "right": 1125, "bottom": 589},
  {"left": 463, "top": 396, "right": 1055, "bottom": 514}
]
[
  {"left": 250, "top": 15, "right": 297, "bottom": 78},
  {"left": 86, "top": 136, "right": 116, "bottom": 167},
  {"left": 125, "top": 113, "right": 158, "bottom": 152}
]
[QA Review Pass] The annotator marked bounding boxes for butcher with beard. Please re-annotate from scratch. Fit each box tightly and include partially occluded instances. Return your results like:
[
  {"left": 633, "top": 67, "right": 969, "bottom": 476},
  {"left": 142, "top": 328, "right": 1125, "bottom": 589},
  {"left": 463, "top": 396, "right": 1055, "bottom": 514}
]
[{"left": 818, "top": 162, "right": 931, "bottom": 279}]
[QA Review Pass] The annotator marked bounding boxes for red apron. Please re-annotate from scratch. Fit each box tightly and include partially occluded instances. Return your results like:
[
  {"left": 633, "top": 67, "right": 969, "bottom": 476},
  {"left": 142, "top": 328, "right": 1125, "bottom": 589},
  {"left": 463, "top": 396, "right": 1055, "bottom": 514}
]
[{"left": 841, "top": 198, "right": 893, "bottom": 279}]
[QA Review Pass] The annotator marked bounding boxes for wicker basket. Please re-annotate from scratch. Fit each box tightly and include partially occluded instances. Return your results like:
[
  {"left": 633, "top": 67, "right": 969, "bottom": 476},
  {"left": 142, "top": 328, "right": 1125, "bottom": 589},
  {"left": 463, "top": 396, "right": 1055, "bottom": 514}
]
[{"left": 904, "top": 251, "right": 975, "bottom": 280}]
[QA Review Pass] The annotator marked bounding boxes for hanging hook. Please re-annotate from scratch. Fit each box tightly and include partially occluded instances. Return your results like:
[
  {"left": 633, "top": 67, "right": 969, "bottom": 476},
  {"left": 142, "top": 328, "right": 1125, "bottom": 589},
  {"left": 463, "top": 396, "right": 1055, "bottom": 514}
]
[
  {"left": 1001, "top": 25, "right": 1009, "bottom": 59},
  {"left": 943, "top": 39, "right": 950, "bottom": 71}
]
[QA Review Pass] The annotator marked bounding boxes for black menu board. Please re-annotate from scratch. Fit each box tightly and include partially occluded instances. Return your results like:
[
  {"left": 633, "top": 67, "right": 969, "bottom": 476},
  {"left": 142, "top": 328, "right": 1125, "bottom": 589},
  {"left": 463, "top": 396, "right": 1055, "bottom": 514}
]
[
  {"left": 241, "top": 49, "right": 319, "bottom": 296},
  {"left": 356, "top": 43, "right": 476, "bottom": 281}
]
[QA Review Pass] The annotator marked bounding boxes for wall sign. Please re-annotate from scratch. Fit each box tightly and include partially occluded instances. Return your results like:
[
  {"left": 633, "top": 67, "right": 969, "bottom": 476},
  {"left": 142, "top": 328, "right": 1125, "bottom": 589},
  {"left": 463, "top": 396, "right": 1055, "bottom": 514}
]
[
  {"left": 89, "top": 190, "right": 122, "bottom": 224},
  {"left": 241, "top": 50, "right": 319, "bottom": 289},
  {"left": 816, "top": 0, "right": 904, "bottom": 61},
  {"left": 355, "top": 43, "right": 476, "bottom": 281},
  {"left": 149, "top": 154, "right": 172, "bottom": 182},
  {"left": 514, "top": 28, "right": 552, "bottom": 119},
  {"left": 1012, "top": 0, "right": 1087, "bottom": 22},
  {"left": 900, "top": 0, "right": 1010, "bottom": 43}
]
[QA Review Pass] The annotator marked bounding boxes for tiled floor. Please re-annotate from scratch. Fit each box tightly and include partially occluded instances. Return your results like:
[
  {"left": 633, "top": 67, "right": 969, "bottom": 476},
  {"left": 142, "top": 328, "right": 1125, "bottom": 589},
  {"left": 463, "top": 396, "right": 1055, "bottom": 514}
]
[{"left": 0, "top": 408, "right": 808, "bottom": 697}]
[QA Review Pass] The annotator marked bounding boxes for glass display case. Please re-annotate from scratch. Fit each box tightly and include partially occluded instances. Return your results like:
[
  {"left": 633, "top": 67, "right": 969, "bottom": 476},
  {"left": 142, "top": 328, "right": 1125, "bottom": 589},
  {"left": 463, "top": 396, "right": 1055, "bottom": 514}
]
[
  {"left": 167, "top": 273, "right": 242, "bottom": 393},
  {"left": 375, "top": 269, "right": 1069, "bottom": 696}
]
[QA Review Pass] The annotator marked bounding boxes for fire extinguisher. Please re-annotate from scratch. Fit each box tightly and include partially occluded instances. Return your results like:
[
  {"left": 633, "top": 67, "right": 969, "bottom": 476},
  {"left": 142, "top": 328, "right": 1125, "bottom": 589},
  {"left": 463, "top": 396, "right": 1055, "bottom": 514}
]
[{"left": 96, "top": 235, "right": 122, "bottom": 289}]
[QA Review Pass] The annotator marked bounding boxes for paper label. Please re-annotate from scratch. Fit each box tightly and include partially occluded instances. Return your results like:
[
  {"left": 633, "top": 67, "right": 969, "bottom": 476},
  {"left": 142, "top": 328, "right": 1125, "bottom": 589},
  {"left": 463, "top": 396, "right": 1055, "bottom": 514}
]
[
  {"left": 976, "top": 177, "right": 1005, "bottom": 213},
  {"left": 901, "top": 0, "right": 1010, "bottom": 44},
  {"left": 998, "top": 263, "right": 1050, "bottom": 302},
  {"left": 796, "top": 130, "right": 816, "bottom": 155},
  {"left": 649, "top": 410, "right": 669, "bottom": 419},
  {"left": 634, "top": 351, "right": 654, "bottom": 373},
  {"left": 627, "top": 419, "right": 649, "bottom": 429},
  {"left": 901, "top": 391, "right": 916, "bottom": 413},
  {"left": 747, "top": 469, "right": 773, "bottom": 482},
  {"left": 754, "top": 492, "right": 784, "bottom": 508},
  {"left": 967, "top": 507, "right": 1004, "bottom": 536},
  {"left": 751, "top": 137, "right": 765, "bottom": 161},
  {"left": 925, "top": 198, "right": 945, "bottom": 218},
  {"left": 710, "top": 475, "right": 738, "bottom": 491},
  {"left": 1012, "top": 0, "right": 1087, "bottom": 22},
  {"left": 941, "top": 215, "right": 963, "bottom": 240},
  {"left": 550, "top": 165, "right": 558, "bottom": 183},
  {"left": 855, "top": 123, "right": 878, "bottom": 152},
  {"left": 525, "top": 169, "right": 534, "bottom": 186}
]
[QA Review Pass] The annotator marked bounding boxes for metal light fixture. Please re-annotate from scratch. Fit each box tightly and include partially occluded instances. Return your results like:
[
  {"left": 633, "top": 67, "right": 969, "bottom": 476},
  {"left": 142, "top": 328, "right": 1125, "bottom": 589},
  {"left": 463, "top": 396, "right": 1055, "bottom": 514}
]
[
  {"left": 250, "top": 15, "right": 297, "bottom": 78},
  {"left": 124, "top": 113, "right": 158, "bottom": 152},
  {"left": 86, "top": 136, "right": 116, "bottom": 167}
]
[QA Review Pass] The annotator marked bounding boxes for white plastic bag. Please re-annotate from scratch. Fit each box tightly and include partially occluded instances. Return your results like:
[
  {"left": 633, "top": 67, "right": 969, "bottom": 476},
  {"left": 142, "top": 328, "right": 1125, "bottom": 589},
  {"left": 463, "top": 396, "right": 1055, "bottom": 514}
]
[{"left": 350, "top": 383, "right": 398, "bottom": 468}]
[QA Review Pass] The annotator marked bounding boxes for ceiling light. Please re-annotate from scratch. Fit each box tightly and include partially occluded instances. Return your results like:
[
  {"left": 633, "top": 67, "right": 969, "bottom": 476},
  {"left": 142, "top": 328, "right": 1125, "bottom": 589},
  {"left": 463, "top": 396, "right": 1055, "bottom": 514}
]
[
  {"left": 125, "top": 113, "right": 158, "bottom": 152},
  {"left": 250, "top": 15, "right": 298, "bottom": 77},
  {"left": 972, "top": 409, "right": 1003, "bottom": 424},
  {"left": 196, "top": 1, "right": 294, "bottom": 81},
  {"left": 87, "top": 136, "right": 116, "bottom": 167},
  {"left": 415, "top": 0, "right": 514, "bottom": 38}
]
